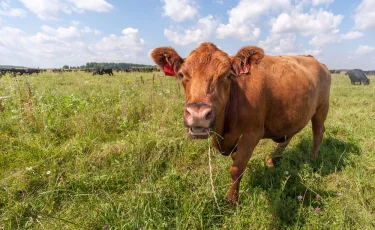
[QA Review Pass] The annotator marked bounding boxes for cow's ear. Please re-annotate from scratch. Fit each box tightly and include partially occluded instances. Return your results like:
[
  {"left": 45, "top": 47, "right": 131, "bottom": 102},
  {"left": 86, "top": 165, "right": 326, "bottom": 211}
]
[
  {"left": 151, "top": 47, "right": 184, "bottom": 76},
  {"left": 231, "top": 46, "right": 264, "bottom": 76}
]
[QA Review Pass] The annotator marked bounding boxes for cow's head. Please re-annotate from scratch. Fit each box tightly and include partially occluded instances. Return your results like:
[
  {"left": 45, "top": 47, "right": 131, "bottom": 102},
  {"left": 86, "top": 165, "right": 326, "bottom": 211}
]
[{"left": 151, "top": 42, "right": 264, "bottom": 139}]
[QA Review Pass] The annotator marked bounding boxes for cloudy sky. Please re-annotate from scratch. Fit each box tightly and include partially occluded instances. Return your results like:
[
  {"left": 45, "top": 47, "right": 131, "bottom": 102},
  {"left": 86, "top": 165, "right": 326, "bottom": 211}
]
[{"left": 0, "top": 0, "right": 374, "bottom": 69}]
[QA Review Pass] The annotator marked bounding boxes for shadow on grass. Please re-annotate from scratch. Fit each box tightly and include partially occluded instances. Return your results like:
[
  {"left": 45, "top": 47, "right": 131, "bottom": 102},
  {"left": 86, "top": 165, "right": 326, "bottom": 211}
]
[{"left": 246, "top": 136, "right": 361, "bottom": 228}]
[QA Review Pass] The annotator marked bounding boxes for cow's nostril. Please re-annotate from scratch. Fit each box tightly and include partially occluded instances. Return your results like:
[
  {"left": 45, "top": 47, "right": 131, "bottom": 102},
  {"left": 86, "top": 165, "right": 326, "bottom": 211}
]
[{"left": 205, "top": 111, "right": 212, "bottom": 120}]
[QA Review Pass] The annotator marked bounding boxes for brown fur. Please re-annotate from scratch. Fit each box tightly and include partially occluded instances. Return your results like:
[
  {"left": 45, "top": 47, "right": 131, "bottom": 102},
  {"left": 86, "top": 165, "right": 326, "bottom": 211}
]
[{"left": 151, "top": 42, "right": 331, "bottom": 204}]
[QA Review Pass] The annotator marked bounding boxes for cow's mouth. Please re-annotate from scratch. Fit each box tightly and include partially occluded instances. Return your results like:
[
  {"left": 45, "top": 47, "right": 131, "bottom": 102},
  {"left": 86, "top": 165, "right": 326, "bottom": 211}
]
[{"left": 188, "top": 127, "right": 210, "bottom": 139}]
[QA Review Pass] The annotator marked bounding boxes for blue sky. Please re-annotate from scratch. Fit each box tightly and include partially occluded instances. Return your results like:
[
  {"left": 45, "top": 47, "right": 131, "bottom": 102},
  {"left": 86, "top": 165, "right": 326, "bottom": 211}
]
[{"left": 0, "top": 0, "right": 374, "bottom": 69}]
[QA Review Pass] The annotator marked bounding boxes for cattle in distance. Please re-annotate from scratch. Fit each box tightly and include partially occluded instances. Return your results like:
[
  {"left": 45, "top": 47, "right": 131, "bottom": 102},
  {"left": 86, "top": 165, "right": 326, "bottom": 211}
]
[
  {"left": 92, "top": 68, "right": 114, "bottom": 76},
  {"left": 346, "top": 69, "right": 370, "bottom": 85}
]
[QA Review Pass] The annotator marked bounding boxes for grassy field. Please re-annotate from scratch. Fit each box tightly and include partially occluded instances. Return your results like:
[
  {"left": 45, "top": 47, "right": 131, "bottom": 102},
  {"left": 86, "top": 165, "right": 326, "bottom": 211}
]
[{"left": 0, "top": 71, "right": 374, "bottom": 229}]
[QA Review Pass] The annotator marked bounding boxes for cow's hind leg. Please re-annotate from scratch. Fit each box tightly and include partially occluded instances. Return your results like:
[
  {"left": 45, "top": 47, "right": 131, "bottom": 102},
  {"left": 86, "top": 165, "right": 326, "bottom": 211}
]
[
  {"left": 266, "top": 136, "right": 293, "bottom": 168},
  {"left": 311, "top": 105, "right": 329, "bottom": 159},
  {"left": 274, "top": 136, "right": 293, "bottom": 155}
]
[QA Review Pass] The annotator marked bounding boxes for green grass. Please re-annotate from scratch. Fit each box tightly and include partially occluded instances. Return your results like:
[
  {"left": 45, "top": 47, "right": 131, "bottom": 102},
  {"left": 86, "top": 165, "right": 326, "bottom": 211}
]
[{"left": 0, "top": 72, "right": 374, "bottom": 229}]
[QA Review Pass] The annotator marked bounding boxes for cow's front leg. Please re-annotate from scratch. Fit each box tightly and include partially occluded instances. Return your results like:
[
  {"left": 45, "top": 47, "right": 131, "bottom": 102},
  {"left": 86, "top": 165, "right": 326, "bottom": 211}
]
[{"left": 227, "top": 133, "right": 261, "bottom": 204}]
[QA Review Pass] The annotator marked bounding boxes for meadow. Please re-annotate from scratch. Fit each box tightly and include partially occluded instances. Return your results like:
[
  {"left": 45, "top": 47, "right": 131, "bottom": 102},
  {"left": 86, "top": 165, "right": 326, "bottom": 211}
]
[{"left": 0, "top": 71, "right": 374, "bottom": 229}]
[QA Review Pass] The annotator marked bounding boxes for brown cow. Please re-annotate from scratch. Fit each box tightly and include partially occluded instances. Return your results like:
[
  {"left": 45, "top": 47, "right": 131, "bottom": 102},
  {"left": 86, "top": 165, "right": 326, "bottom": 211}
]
[{"left": 151, "top": 42, "right": 331, "bottom": 204}]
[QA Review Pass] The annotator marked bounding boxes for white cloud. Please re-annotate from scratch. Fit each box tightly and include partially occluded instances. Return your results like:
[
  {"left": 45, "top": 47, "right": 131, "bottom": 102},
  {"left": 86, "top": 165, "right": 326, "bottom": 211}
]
[
  {"left": 0, "top": 26, "right": 25, "bottom": 42},
  {"left": 309, "top": 33, "right": 339, "bottom": 47},
  {"left": 354, "top": 0, "right": 375, "bottom": 30},
  {"left": 82, "top": 26, "right": 92, "bottom": 33},
  {"left": 0, "top": 26, "right": 66, "bottom": 66},
  {"left": 95, "top": 27, "right": 145, "bottom": 51},
  {"left": 92, "top": 27, "right": 147, "bottom": 63},
  {"left": 29, "top": 32, "right": 59, "bottom": 43},
  {"left": 0, "top": 26, "right": 148, "bottom": 67},
  {"left": 162, "top": 0, "right": 198, "bottom": 22},
  {"left": 216, "top": 0, "right": 289, "bottom": 41},
  {"left": 258, "top": 33, "right": 301, "bottom": 54},
  {"left": 19, "top": 0, "right": 113, "bottom": 20},
  {"left": 0, "top": 0, "right": 27, "bottom": 17},
  {"left": 311, "top": 0, "right": 334, "bottom": 6},
  {"left": 79, "top": 25, "right": 101, "bottom": 35},
  {"left": 271, "top": 9, "right": 343, "bottom": 36},
  {"left": 355, "top": 45, "right": 375, "bottom": 56},
  {"left": 66, "top": 0, "right": 113, "bottom": 12},
  {"left": 295, "top": 0, "right": 334, "bottom": 8},
  {"left": 0, "top": 8, "right": 26, "bottom": 17},
  {"left": 304, "top": 49, "right": 323, "bottom": 56},
  {"left": 270, "top": 8, "right": 343, "bottom": 49},
  {"left": 216, "top": 23, "right": 260, "bottom": 41},
  {"left": 122, "top": 27, "right": 138, "bottom": 35},
  {"left": 41, "top": 25, "right": 81, "bottom": 39},
  {"left": 70, "top": 20, "right": 81, "bottom": 26},
  {"left": 19, "top": 0, "right": 64, "bottom": 20},
  {"left": 164, "top": 15, "right": 219, "bottom": 45},
  {"left": 342, "top": 31, "right": 364, "bottom": 40}
]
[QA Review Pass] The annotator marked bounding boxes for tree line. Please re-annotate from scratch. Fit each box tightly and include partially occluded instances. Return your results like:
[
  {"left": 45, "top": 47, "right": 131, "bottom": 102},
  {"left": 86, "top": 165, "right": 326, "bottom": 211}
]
[{"left": 62, "top": 62, "right": 155, "bottom": 69}]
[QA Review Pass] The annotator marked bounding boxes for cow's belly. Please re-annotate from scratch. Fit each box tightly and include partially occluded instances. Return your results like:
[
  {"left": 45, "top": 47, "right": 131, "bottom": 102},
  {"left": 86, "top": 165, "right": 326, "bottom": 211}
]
[
  {"left": 263, "top": 121, "right": 309, "bottom": 140},
  {"left": 263, "top": 107, "right": 315, "bottom": 140}
]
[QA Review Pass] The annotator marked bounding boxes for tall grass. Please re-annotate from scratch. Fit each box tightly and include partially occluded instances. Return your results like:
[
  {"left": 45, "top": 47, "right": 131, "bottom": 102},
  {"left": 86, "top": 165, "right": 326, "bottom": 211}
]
[{"left": 0, "top": 72, "right": 374, "bottom": 229}]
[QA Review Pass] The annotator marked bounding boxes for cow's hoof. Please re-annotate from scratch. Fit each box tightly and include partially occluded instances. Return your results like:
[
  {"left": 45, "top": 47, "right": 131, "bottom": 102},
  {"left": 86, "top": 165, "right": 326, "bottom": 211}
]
[
  {"left": 266, "top": 158, "right": 275, "bottom": 168},
  {"left": 266, "top": 156, "right": 282, "bottom": 168},
  {"left": 226, "top": 198, "right": 238, "bottom": 206},
  {"left": 309, "top": 153, "right": 318, "bottom": 160},
  {"left": 226, "top": 195, "right": 238, "bottom": 206}
]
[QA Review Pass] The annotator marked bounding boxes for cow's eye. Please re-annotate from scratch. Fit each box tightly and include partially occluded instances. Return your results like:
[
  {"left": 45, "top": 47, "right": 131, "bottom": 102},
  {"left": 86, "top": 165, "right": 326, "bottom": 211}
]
[
  {"left": 178, "top": 72, "right": 184, "bottom": 79},
  {"left": 226, "top": 73, "right": 233, "bottom": 80}
]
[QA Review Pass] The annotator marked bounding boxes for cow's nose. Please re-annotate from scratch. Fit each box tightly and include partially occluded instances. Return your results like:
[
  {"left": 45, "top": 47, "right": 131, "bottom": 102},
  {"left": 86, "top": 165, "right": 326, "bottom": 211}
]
[{"left": 184, "top": 105, "right": 215, "bottom": 128}]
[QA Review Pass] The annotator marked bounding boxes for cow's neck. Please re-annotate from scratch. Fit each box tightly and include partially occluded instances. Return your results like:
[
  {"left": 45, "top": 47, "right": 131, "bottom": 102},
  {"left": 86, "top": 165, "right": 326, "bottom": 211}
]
[{"left": 211, "top": 79, "right": 243, "bottom": 155}]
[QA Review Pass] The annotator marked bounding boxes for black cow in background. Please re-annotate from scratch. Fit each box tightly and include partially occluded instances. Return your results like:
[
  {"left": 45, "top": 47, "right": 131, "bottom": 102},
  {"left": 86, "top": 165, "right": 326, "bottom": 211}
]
[
  {"left": 0, "top": 68, "right": 45, "bottom": 76},
  {"left": 0, "top": 69, "right": 6, "bottom": 77},
  {"left": 92, "top": 68, "right": 114, "bottom": 76},
  {"left": 347, "top": 69, "right": 370, "bottom": 85},
  {"left": 364, "top": 70, "right": 375, "bottom": 76}
]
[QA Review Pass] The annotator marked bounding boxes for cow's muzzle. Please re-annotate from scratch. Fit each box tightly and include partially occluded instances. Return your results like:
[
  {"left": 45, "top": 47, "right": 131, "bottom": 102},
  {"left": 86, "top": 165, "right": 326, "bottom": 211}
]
[{"left": 183, "top": 103, "right": 215, "bottom": 139}]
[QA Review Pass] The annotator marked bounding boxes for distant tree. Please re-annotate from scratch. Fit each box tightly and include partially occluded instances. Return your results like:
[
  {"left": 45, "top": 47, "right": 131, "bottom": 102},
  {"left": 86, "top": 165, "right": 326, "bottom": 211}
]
[
  {"left": 86, "top": 62, "right": 94, "bottom": 68},
  {"left": 62, "top": 65, "right": 69, "bottom": 69}
]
